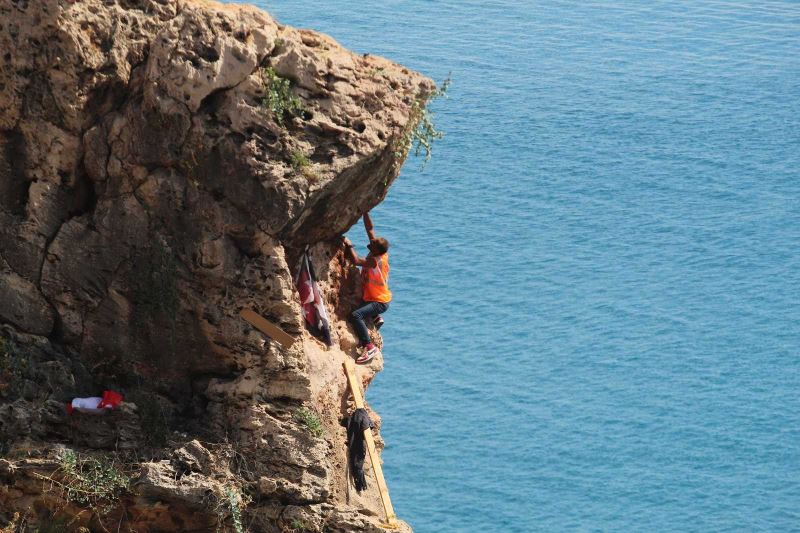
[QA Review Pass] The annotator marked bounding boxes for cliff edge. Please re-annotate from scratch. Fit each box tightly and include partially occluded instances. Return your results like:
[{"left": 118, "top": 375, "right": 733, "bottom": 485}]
[{"left": 0, "top": 0, "right": 433, "bottom": 530}]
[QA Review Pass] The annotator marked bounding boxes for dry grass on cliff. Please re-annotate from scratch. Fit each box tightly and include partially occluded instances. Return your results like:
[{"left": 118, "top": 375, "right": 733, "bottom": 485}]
[{"left": 31, "top": 450, "right": 133, "bottom": 528}]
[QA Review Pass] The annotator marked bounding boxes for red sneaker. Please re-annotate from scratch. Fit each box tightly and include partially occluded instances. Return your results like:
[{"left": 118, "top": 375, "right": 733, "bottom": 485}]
[
  {"left": 356, "top": 343, "right": 378, "bottom": 364},
  {"left": 374, "top": 315, "right": 384, "bottom": 330}
]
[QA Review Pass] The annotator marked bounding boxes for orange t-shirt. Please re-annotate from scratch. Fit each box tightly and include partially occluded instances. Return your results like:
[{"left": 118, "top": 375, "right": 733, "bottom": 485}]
[{"left": 361, "top": 253, "right": 392, "bottom": 303}]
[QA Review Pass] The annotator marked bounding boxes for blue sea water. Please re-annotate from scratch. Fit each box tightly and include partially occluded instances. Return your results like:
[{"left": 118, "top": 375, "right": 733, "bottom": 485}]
[{"left": 255, "top": 1, "right": 800, "bottom": 531}]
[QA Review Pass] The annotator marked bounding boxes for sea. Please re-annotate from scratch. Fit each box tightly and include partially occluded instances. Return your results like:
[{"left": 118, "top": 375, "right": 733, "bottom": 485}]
[{"left": 252, "top": 1, "right": 800, "bottom": 531}]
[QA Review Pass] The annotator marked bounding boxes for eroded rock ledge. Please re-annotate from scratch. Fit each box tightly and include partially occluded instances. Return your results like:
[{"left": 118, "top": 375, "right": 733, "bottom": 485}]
[{"left": 0, "top": 0, "right": 433, "bottom": 530}]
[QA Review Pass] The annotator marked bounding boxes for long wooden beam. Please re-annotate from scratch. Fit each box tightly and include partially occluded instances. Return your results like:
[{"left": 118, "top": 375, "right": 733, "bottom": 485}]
[
  {"left": 240, "top": 309, "right": 296, "bottom": 349},
  {"left": 343, "top": 358, "right": 398, "bottom": 528}
]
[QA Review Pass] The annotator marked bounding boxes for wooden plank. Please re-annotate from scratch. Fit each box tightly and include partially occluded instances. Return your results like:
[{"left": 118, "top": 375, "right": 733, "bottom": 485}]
[
  {"left": 240, "top": 309, "right": 296, "bottom": 349},
  {"left": 343, "top": 358, "right": 367, "bottom": 409},
  {"left": 343, "top": 359, "right": 398, "bottom": 527}
]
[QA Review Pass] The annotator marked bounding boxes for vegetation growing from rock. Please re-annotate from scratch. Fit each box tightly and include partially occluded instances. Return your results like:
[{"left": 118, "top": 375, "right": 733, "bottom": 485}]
[
  {"left": 216, "top": 486, "right": 251, "bottom": 533},
  {"left": 289, "top": 150, "right": 311, "bottom": 170},
  {"left": 289, "top": 150, "right": 320, "bottom": 182},
  {"left": 295, "top": 406, "right": 324, "bottom": 437},
  {"left": 289, "top": 518, "right": 310, "bottom": 532},
  {"left": 260, "top": 66, "right": 304, "bottom": 127},
  {"left": 36, "top": 450, "right": 131, "bottom": 518},
  {"left": 395, "top": 74, "right": 452, "bottom": 168}
]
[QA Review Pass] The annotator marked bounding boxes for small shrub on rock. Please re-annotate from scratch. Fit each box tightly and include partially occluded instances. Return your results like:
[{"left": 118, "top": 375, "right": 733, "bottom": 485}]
[
  {"left": 289, "top": 150, "right": 310, "bottom": 170},
  {"left": 288, "top": 150, "right": 320, "bottom": 182},
  {"left": 295, "top": 407, "right": 324, "bottom": 438},
  {"left": 259, "top": 67, "right": 304, "bottom": 127},
  {"left": 215, "top": 486, "right": 251, "bottom": 533},
  {"left": 36, "top": 450, "right": 131, "bottom": 517},
  {"left": 289, "top": 518, "right": 309, "bottom": 532},
  {"left": 395, "top": 74, "right": 451, "bottom": 168}
]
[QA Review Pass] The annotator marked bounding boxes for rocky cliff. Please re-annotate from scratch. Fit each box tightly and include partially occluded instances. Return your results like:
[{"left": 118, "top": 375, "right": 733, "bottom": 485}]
[{"left": 0, "top": 0, "right": 434, "bottom": 530}]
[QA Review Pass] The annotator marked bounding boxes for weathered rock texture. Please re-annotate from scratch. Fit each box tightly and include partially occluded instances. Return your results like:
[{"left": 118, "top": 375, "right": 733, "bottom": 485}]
[{"left": 0, "top": 0, "right": 434, "bottom": 530}]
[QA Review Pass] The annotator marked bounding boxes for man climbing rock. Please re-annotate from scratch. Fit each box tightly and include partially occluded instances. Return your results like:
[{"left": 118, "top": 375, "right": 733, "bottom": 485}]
[{"left": 342, "top": 213, "right": 392, "bottom": 364}]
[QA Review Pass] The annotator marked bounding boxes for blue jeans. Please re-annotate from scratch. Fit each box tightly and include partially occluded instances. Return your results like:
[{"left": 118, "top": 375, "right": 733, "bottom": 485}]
[{"left": 350, "top": 301, "right": 389, "bottom": 345}]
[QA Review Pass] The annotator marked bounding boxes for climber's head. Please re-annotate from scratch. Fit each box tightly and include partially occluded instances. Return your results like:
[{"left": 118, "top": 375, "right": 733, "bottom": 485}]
[{"left": 368, "top": 237, "right": 389, "bottom": 256}]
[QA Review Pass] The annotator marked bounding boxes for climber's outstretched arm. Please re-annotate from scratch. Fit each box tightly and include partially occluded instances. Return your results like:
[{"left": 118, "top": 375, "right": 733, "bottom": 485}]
[
  {"left": 343, "top": 237, "right": 367, "bottom": 267},
  {"left": 363, "top": 213, "right": 377, "bottom": 242}
]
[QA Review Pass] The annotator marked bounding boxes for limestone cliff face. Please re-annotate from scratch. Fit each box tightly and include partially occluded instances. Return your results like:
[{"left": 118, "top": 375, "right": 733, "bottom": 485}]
[{"left": 0, "top": 0, "right": 433, "bottom": 530}]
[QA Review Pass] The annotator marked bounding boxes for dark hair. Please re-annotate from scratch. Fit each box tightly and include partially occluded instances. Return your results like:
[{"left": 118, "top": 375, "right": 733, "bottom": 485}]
[{"left": 369, "top": 237, "right": 389, "bottom": 255}]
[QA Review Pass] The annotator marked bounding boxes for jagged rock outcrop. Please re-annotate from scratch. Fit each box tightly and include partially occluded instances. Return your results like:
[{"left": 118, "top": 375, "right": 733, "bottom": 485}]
[{"left": 0, "top": 0, "right": 434, "bottom": 530}]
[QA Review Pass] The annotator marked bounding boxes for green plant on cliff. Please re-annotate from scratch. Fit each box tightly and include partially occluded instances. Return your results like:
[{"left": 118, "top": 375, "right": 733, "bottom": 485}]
[
  {"left": 215, "top": 486, "right": 251, "bottom": 533},
  {"left": 289, "top": 150, "right": 311, "bottom": 170},
  {"left": 259, "top": 67, "right": 304, "bottom": 128},
  {"left": 289, "top": 518, "right": 309, "bottom": 532},
  {"left": 35, "top": 450, "right": 131, "bottom": 517},
  {"left": 294, "top": 406, "right": 324, "bottom": 438},
  {"left": 394, "top": 74, "right": 451, "bottom": 169},
  {"left": 288, "top": 150, "right": 320, "bottom": 183}
]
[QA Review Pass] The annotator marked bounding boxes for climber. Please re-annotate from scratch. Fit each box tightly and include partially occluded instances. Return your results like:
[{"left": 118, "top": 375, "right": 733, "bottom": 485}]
[{"left": 342, "top": 213, "right": 391, "bottom": 364}]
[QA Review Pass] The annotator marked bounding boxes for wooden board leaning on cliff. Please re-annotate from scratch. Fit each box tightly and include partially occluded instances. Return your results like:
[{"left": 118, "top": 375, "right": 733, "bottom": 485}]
[
  {"left": 239, "top": 309, "right": 296, "bottom": 349},
  {"left": 343, "top": 358, "right": 399, "bottom": 528}
]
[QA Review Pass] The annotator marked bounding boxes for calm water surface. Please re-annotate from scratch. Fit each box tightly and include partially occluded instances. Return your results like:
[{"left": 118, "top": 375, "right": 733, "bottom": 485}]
[{"left": 254, "top": 1, "right": 799, "bottom": 531}]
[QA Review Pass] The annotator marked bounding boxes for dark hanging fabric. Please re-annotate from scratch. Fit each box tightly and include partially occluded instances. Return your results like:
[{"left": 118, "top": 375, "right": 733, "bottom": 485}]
[{"left": 342, "top": 408, "right": 374, "bottom": 492}]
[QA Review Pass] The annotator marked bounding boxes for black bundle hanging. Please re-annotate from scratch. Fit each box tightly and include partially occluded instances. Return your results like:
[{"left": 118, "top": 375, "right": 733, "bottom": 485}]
[{"left": 342, "top": 407, "right": 374, "bottom": 492}]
